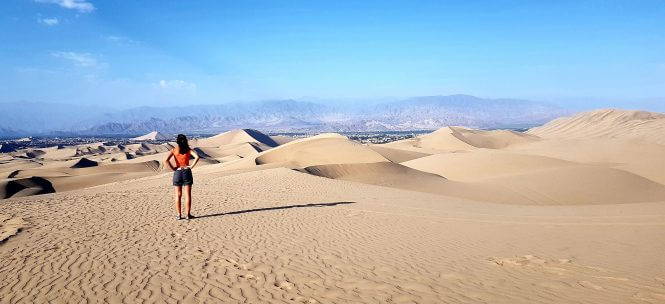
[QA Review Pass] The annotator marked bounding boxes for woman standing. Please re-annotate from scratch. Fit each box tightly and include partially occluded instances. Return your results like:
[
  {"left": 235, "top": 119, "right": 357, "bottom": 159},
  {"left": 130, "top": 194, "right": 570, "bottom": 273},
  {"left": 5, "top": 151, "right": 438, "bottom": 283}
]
[{"left": 165, "top": 134, "right": 200, "bottom": 220}]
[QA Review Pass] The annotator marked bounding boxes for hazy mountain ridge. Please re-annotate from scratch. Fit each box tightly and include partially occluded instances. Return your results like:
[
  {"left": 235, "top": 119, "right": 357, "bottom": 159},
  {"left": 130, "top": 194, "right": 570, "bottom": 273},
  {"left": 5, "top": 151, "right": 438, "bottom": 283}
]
[{"left": 1, "top": 95, "right": 567, "bottom": 136}]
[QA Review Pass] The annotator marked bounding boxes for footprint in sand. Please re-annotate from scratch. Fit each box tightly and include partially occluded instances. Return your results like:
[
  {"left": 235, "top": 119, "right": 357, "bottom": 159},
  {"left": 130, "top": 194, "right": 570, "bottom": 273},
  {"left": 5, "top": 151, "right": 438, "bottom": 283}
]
[
  {"left": 656, "top": 277, "right": 665, "bottom": 286},
  {"left": 537, "top": 280, "right": 571, "bottom": 289},
  {"left": 634, "top": 291, "right": 665, "bottom": 302},
  {"left": 275, "top": 280, "right": 293, "bottom": 290},
  {"left": 239, "top": 273, "right": 256, "bottom": 280},
  {"left": 488, "top": 255, "right": 572, "bottom": 268},
  {"left": 578, "top": 280, "right": 604, "bottom": 290}
]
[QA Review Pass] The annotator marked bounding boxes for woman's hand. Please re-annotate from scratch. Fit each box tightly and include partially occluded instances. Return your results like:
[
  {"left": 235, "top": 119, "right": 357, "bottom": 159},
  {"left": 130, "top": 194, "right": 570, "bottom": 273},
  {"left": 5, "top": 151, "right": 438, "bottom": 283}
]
[
  {"left": 165, "top": 151, "right": 177, "bottom": 171},
  {"left": 189, "top": 149, "right": 200, "bottom": 169}
]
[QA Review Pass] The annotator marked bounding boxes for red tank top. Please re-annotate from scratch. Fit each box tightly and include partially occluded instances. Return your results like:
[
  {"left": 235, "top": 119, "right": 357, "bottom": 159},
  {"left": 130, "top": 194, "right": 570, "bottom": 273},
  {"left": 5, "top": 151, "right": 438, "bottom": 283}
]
[{"left": 172, "top": 147, "right": 191, "bottom": 167}]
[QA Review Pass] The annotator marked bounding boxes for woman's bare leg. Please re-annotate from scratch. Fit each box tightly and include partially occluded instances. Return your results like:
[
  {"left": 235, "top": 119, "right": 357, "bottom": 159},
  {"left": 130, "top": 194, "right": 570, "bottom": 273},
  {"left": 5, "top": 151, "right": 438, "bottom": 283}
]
[
  {"left": 185, "top": 185, "right": 192, "bottom": 217},
  {"left": 175, "top": 186, "right": 182, "bottom": 217}
]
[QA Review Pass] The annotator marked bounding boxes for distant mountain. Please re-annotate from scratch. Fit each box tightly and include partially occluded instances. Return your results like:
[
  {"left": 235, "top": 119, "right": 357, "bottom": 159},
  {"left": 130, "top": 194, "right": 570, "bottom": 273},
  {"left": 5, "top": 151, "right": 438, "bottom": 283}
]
[
  {"left": 373, "top": 95, "right": 563, "bottom": 130},
  {"left": 0, "top": 126, "right": 27, "bottom": 139},
  {"left": 0, "top": 101, "right": 113, "bottom": 133},
  {"left": 2, "top": 95, "right": 568, "bottom": 135}
]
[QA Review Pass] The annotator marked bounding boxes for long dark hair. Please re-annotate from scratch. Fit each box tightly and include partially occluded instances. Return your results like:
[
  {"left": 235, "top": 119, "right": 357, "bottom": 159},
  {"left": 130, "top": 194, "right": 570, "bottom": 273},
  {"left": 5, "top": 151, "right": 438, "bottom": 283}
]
[{"left": 176, "top": 134, "right": 190, "bottom": 154}]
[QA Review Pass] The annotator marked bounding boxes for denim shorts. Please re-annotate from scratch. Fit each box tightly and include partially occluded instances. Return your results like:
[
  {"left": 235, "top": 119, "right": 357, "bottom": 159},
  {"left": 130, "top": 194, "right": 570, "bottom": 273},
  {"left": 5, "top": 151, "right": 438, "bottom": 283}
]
[{"left": 173, "top": 168, "right": 193, "bottom": 186}]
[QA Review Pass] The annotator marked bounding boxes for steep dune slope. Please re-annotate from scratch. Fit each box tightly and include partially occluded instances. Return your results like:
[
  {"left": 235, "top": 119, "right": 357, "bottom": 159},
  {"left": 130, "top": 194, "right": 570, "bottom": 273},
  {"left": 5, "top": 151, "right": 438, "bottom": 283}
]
[
  {"left": 475, "top": 166, "right": 665, "bottom": 205},
  {"left": 507, "top": 139, "right": 665, "bottom": 185},
  {"left": 255, "top": 135, "right": 389, "bottom": 168},
  {"left": 528, "top": 109, "right": 665, "bottom": 144},
  {"left": 402, "top": 151, "right": 580, "bottom": 181},
  {"left": 194, "top": 129, "right": 279, "bottom": 148},
  {"left": 368, "top": 146, "right": 431, "bottom": 163},
  {"left": 132, "top": 131, "right": 172, "bottom": 141}
]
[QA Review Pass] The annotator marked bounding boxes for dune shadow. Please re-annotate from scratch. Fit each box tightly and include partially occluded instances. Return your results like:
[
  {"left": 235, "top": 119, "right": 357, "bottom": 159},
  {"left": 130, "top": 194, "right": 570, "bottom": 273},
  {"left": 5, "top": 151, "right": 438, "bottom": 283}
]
[
  {"left": 5, "top": 176, "right": 56, "bottom": 199},
  {"left": 195, "top": 201, "right": 356, "bottom": 219}
]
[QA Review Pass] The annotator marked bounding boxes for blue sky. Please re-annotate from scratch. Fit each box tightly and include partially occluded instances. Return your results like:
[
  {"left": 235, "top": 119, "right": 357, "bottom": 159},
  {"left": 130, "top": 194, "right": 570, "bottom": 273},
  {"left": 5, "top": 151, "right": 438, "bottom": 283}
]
[{"left": 1, "top": 0, "right": 664, "bottom": 110}]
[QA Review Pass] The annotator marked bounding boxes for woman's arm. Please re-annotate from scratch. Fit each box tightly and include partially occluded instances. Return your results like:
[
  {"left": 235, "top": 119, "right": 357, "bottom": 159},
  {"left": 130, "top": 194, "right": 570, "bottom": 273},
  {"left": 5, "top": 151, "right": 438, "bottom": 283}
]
[
  {"left": 165, "top": 152, "right": 176, "bottom": 171},
  {"left": 189, "top": 149, "right": 200, "bottom": 169}
]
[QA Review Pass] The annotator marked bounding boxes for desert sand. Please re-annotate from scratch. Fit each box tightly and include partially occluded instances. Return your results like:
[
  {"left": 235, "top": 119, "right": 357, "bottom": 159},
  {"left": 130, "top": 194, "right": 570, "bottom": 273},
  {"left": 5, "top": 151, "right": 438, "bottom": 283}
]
[
  {"left": 133, "top": 131, "right": 173, "bottom": 141},
  {"left": 2, "top": 109, "right": 665, "bottom": 303}
]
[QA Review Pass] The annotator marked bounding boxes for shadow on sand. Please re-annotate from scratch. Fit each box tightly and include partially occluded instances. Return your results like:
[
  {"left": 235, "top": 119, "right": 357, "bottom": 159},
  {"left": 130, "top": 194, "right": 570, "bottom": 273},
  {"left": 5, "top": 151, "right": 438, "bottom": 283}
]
[{"left": 195, "top": 201, "right": 356, "bottom": 219}]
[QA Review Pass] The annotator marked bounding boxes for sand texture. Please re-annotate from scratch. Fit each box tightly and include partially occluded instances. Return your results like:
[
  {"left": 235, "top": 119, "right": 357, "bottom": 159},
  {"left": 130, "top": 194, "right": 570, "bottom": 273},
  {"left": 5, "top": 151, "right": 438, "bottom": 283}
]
[{"left": 1, "top": 111, "right": 665, "bottom": 303}]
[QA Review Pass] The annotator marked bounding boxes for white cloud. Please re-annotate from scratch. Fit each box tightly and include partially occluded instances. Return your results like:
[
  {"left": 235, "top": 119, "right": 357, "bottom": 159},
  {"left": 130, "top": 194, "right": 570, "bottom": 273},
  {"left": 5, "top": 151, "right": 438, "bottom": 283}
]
[
  {"left": 35, "top": 0, "right": 95, "bottom": 13},
  {"left": 157, "top": 80, "right": 197, "bottom": 91},
  {"left": 51, "top": 51, "right": 100, "bottom": 67},
  {"left": 106, "top": 35, "right": 123, "bottom": 43},
  {"left": 38, "top": 17, "right": 59, "bottom": 26},
  {"left": 105, "top": 35, "right": 139, "bottom": 46}
]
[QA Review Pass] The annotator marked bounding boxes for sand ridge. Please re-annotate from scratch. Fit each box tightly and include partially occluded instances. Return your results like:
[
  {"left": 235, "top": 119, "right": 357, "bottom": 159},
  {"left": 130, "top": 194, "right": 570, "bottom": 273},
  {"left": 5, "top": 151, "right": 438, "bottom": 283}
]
[{"left": 528, "top": 108, "right": 665, "bottom": 144}]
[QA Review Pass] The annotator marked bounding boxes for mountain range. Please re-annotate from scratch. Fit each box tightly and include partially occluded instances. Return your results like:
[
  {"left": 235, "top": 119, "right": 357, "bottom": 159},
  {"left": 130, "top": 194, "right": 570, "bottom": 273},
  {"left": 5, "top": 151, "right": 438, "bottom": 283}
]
[{"left": 1, "top": 95, "right": 568, "bottom": 137}]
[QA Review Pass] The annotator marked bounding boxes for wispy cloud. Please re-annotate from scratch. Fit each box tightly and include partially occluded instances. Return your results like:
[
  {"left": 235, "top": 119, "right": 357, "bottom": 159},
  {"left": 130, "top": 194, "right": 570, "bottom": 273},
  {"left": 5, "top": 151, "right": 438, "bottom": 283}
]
[
  {"left": 105, "top": 35, "right": 139, "bottom": 46},
  {"left": 51, "top": 51, "right": 100, "bottom": 67},
  {"left": 38, "top": 17, "right": 59, "bottom": 26},
  {"left": 156, "top": 80, "right": 197, "bottom": 91},
  {"left": 35, "top": 0, "right": 95, "bottom": 13}
]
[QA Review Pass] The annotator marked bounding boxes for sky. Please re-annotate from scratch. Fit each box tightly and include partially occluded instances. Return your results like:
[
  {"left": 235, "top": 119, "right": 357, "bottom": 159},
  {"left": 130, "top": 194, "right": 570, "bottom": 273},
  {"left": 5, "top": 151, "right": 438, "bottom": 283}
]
[{"left": 1, "top": 0, "right": 664, "bottom": 110}]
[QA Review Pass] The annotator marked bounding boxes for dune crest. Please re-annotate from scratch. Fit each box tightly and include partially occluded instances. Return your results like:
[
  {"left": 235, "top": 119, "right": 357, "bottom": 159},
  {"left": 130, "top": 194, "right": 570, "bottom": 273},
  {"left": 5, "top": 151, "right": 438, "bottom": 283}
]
[
  {"left": 385, "top": 126, "right": 539, "bottom": 152},
  {"left": 132, "top": 131, "right": 172, "bottom": 141},
  {"left": 255, "top": 136, "right": 388, "bottom": 168},
  {"left": 194, "top": 129, "right": 279, "bottom": 148},
  {"left": 402, "top": 151, "right": 580, "bottom": 181},
  {"left": 528, "top": 109, "right": 665, "bottom": 144}
]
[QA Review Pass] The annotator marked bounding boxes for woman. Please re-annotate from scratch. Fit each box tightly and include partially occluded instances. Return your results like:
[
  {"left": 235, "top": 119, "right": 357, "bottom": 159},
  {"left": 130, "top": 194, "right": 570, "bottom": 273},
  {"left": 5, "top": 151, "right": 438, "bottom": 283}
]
[{"left": 165, "top": 134, "right": 200, "bottom": 220}]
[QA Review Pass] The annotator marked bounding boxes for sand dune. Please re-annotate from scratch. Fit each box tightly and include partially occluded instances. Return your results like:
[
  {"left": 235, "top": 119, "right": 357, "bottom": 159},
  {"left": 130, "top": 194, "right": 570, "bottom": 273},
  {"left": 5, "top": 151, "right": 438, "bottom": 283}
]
[
  {"left": 0, "top": 129, "right": 288, "bottom": 199},
  {"left": 32, "top": 146, "right": 77, "bottom": 160},
  {"left": 9, "top": 160, "right": 160, "bottom": 178},
  {"left": 385, "top": 126, "right": 539, "bottom": 153},
  {"left": 1, "top": 160, "right": 162, "bottom": 199},
  {"left": 450, "top": 126, "right": 540, "bottom": 149},
  {"left": 196, "top": 142, "right": 262, "bottom": 160},
  {"left": 474, "top": 166, "right": 665, "bottom": 205},
  {"left": 303, "top": 162, "right": 448, "bottom": 192},
  {"left": 70, "top": 157, "right": 98, "bottom": 168},
  {"left": 194, "top": 129, "right": 280, "bottom": 148},
  {"left": 124, "top": 142, "right": 174, "bottom": 155},
  {"left": 300, "top": 162, "right": 535, "bottom": 205},
  {"left": 305, "top": 160, "right": 665, "bottom": 205},
  {"left": 4, "top": 113, "right": 664, "bottom": 206},
  {"left": 132, "top": 131, "right": 172, "bottom": 141},
  {"left": 529, "top": 109, "right": 665, "bottom": 144},
  {"left": 402, "top": 150, "right": 580, "bottom": 181},
  {"left": 269, "top": 135, "right": 295, "bottom": 145},
  {"left": 0, "top": 176, "right": 55, "bottom": 199},
  {"left": 368, "top": 145, "right": 430, "bottom": 163},
  {"left": 507, "top": 138, "right": 665, "bottom": 185},
  {"left": 2, "top": 112, "right": 665, "bottom": 303},
  {"left": 254, "top": 134, "right": 388, "bottom": 168},
  {"left": 300, "top": 162, "right": 524, "bottom": 204}
]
